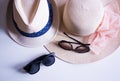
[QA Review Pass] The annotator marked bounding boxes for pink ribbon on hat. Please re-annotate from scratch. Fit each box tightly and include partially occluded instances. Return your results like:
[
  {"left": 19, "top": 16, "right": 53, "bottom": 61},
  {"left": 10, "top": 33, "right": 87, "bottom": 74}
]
[{"left": 88, "top": 2, "right": 120, "bottom": 55}]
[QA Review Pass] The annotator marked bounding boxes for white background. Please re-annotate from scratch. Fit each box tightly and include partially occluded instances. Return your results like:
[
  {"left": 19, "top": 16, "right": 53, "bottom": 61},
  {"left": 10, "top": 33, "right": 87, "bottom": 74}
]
[{"left": 0, "top": 0, "right": 120, "bottom": 81}]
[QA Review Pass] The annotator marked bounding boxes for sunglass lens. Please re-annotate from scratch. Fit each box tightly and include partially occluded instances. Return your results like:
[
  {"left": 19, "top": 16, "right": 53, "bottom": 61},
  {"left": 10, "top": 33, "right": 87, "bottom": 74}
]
[
  {"left": 58, "top": 40, "right": 73, "bottom": 50},
  {"left": 24, "top": 63, "right": 40, "bottom": 74},
  {"left": 42, "top": 54, "right": 55, "bottom": 66},
  {"left": 75, "top": 46, "right": 90, "bottom": 53}
]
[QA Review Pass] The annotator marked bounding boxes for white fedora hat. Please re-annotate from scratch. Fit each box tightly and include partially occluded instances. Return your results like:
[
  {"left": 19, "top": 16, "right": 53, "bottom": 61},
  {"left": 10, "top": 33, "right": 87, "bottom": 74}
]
[
  {"left": 46, "top": 0, "right": 120, "bottom": 64},
  {"left": 7, "top": 0, "right": 59, "bottom": 47}
]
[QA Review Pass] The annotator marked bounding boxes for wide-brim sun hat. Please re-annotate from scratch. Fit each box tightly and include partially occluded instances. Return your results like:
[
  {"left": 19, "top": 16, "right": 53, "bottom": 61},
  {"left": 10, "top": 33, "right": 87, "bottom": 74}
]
[
  {"left": 46, "top": 0, "right": 120, "bottom": 64},
  {"left": 7, "top": 0, "right": 59, "bottom": 47}
]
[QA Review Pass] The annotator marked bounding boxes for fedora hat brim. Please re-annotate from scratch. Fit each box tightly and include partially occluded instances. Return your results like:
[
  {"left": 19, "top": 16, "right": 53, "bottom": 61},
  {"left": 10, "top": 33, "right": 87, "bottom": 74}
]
[
  {"left": 46, "top": 0, "right": 120, "bottom": 64},
  {"left": 7, "top": 0, "right": 59, "bottom": 47}
]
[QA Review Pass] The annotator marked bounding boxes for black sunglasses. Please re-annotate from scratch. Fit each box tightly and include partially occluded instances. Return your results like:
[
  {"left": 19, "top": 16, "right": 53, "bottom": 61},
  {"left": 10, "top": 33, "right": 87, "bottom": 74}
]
[
  {"left": 58, "top": 32, "right": 90, "bottom": 53},
  {"left": 23, "top": 46, "right": 55, "bottom": 74}
]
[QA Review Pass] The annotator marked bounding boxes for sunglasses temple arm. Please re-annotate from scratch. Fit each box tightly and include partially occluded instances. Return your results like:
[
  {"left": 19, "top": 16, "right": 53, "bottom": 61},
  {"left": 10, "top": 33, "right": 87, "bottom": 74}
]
[
  {"left": 63, "top": 32, "right": 90, "bottom": 46},
  {"left": 44, "top": 46, "right": 55, "bottom": 56},
  {"left": 44, "top": 45, "right": 51, "bottom": 53}
]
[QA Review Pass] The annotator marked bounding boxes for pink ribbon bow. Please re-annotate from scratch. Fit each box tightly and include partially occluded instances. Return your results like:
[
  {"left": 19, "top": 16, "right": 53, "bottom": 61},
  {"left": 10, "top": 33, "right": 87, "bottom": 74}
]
[{"left": 88, "top": 2, "right": 120, "bottom": 55}]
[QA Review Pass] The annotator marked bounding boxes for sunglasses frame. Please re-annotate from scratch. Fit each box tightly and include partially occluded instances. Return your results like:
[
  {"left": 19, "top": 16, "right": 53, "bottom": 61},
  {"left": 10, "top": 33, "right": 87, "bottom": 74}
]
[
  {"left": 58, "top": 32, "right": 90, "bottom": 53},
  {"left": 23, "top": 46, "right": 55, "bottom": 74}
]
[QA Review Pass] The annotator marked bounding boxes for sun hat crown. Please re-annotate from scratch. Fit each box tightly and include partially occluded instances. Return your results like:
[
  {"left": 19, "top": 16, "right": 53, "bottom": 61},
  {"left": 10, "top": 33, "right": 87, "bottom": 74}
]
[{"left": 63, "top": 0, "right": 104, "bottom": 36}]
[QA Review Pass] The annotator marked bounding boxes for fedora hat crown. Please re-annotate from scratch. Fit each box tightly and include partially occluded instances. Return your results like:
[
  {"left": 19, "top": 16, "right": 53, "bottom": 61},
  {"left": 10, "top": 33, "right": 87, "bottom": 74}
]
[
  {"left": 13, "top": 0, "right": 50, "bottom": 33},
  {"left": 7, "top": 0, "right": 59, "bottom": 47}
]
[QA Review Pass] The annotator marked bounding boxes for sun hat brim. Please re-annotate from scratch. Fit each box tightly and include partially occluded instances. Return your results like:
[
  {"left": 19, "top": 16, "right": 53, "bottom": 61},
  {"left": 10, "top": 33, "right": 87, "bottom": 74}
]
[
  {"left": 7, "top": 0, "right": 59, "bottom": 47},
  {"left": 46, "top": 0, "right": 120, "bottom": 64},
  {"left": 47, "top": 32, "right": 120, "bottom": 64}
]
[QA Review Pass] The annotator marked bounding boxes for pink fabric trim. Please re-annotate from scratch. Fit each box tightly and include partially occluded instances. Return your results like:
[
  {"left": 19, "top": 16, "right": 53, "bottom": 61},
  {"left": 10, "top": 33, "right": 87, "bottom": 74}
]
[{"left": 88, "top": 1, "right": 120, "bottom": 55}]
